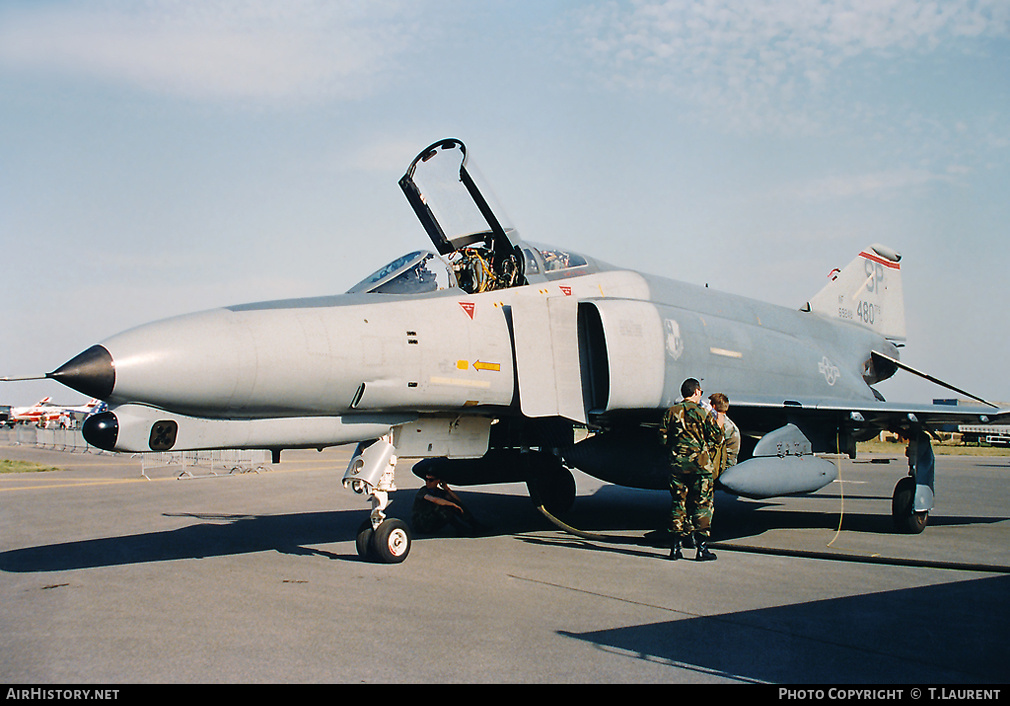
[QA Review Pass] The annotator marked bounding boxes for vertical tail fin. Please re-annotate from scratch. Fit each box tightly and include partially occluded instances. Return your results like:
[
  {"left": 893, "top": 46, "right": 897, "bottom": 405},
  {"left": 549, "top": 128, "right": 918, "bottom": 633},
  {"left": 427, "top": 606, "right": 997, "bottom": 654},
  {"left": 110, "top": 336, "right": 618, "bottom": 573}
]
[{"left": 805, "top": 244, "right": 906, "bottom": 343}]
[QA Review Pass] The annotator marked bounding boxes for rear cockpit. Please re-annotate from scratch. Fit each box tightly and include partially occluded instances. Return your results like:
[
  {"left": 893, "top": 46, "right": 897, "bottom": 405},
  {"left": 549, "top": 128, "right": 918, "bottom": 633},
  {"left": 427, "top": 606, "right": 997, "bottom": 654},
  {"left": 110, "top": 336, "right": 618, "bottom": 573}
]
[{"left": 531, "top": 245, "right": 591, "bottom": 276}]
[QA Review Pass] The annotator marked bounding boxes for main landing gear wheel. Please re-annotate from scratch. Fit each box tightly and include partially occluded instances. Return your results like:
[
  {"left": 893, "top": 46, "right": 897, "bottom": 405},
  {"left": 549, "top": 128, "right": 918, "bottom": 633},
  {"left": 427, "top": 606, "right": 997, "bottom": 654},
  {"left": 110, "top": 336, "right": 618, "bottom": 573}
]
[
  {"left": 356, "top": 518, "right": 412, "bottom": 563},
  {"left": 527, "top": 465, "right": 577, "bottom": 516},
  {"left": 891, "top": 476, "right": 928, "bottom": 534}
]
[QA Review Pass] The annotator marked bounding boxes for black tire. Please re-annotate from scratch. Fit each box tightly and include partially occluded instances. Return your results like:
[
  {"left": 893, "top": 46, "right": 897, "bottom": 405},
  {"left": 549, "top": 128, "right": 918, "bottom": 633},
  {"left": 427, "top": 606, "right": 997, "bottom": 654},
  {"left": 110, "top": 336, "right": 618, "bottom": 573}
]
[
  {"left": 355, "top": 521, "right": 376, "bottom": 560},
  {"left": 891, "top": 476, "right": 928, "bottom": 534},
  {"left": 528, "top": 465, "right": 577, "bottom": 516},
  {"left": 372, "top": 519, "right": 412, "bottom": 563}
]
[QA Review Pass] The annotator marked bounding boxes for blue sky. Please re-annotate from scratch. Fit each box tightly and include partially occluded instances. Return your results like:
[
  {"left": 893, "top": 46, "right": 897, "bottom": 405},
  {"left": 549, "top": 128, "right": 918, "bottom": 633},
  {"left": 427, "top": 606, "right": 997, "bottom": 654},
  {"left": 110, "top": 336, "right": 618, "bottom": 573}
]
[{"left": 1, "top": 0, "right": 1008, "bottom": 408}]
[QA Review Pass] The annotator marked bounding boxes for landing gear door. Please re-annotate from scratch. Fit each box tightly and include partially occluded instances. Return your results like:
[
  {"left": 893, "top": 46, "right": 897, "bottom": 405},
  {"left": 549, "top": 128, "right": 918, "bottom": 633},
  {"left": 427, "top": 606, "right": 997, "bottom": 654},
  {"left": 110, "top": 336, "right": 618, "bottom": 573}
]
[{"left": 399, "top": 139, "right": 524, "bottom": 289}]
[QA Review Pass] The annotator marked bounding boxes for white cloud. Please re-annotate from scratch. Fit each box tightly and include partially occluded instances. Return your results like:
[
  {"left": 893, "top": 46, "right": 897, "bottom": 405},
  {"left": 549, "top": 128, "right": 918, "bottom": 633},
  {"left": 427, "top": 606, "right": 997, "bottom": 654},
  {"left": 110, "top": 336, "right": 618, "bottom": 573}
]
[
  {"left": 567, "top": 0, "right": 1010, "bottom": 134},
  {"left": 0, "top": 0, "right": 423, "bottom": 104},
  {"left": 784, "top": 167, "right": 955, "bottom": 201},
  {"left": 338, "top": 138, "right": 431, "bottom": 175}
]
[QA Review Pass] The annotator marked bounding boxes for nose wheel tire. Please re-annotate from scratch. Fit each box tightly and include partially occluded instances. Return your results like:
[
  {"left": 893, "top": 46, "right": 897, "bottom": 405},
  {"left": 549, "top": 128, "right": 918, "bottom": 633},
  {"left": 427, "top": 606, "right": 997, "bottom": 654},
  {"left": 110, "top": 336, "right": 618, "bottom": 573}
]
[
  {"left": 892, "top": 476, "right": 928, "bottom": 534},
  {"left": 527, "top": 463, "right": 577, "bottom": 516},
  {"left": 373, "top": 518, "right": 411, "bottom": 563},
  {"left": 355, "top": 521, "right": 377, "bottom": 560},
  {"left": 356, "top": 518, "right": 412, "bottom": 563}
]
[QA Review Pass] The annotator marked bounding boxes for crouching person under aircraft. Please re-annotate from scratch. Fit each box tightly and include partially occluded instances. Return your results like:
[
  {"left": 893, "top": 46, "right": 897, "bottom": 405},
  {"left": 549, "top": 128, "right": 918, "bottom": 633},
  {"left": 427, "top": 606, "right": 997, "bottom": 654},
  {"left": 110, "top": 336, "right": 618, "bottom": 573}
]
[
  {"left": 658, "top": 378, "right": 725, "bottom": 561},
  {"left": 411, "top": 474, "right": 488, "bottom": 537}
]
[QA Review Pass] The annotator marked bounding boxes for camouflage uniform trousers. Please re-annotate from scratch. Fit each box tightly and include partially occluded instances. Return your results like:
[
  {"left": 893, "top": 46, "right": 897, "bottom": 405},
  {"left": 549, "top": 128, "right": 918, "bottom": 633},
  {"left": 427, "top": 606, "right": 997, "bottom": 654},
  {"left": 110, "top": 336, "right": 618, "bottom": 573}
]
[
  {"left": 411, "top": 487, "right": 484, "bottom": 536},
  {"left": 668, "top": 460, "right": 715, "bottom": 540},
  {"left": 412, "top": 490, "right": 453, "bottom": 534}
]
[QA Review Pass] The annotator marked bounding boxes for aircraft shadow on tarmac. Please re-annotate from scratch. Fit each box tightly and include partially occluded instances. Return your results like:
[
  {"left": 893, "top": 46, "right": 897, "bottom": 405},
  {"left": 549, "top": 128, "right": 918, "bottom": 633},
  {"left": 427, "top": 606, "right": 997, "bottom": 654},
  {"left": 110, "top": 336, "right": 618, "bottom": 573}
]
[
  {"left": 0, "top": 490, "right": 548, "bottom": 572},
  {"left": 1, "top": 485, "right": 1005, "bottom": 573},
  {"left": 561, "top": 485, "right": 1008, "bottom": 541},
  {"left": 559, "top": 574, "right": 1010, "bottom": 684}
]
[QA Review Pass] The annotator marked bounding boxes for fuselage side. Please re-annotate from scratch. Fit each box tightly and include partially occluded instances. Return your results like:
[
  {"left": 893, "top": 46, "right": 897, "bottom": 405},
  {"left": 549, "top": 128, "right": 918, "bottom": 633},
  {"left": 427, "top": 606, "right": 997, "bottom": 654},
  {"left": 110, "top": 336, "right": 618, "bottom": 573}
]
[{"left": 94, "top": 257, "right": 895, "bottom": 421}]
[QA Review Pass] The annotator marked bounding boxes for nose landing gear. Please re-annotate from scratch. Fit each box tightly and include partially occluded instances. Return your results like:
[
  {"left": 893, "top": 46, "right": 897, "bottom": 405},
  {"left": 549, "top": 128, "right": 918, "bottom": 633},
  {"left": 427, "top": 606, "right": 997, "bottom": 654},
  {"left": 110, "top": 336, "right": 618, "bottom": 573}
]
[{"left": 344, "top": 436, "right": 413, "bottom": 563}]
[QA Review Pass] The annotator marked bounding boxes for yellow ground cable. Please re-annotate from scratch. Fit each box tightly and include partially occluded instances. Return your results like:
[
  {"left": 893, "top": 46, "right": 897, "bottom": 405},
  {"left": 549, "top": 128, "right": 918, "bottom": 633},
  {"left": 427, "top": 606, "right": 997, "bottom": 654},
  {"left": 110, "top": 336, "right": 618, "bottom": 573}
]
[
  {"left": 826, "top": 431, "right": 845, "bottom": 548},
  {"left": 535, "top": 504, "right": 614, "bottom": 542}
]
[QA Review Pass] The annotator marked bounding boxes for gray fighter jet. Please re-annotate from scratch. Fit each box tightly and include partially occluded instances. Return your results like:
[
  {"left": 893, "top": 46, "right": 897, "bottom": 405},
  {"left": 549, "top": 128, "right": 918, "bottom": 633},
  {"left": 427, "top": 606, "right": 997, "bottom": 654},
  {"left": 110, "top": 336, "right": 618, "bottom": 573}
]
[{"left": 38, "top": 138, "right": 1006, "bottom": 562}]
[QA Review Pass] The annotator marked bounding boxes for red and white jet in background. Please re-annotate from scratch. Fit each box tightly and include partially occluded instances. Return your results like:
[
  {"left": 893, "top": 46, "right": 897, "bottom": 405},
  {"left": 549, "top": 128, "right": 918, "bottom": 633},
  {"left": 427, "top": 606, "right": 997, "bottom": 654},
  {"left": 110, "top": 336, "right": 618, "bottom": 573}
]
[
  {"left": 7, "top": 397, "right": 101, "bottom": 427},
  {"left": 8, "top": 397, "right": 60, "bottom": 425}
]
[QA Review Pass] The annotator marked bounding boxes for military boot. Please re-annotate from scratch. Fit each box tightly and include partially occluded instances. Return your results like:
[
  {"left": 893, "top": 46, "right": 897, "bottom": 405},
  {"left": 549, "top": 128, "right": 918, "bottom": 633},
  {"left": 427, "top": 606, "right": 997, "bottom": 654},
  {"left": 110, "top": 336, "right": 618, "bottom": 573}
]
[
  {"left": 668, "top": 536, "right": 684, "bottom": 561},
  {"left": 695, "top": 535, "right": 717, "bottom": 561}
]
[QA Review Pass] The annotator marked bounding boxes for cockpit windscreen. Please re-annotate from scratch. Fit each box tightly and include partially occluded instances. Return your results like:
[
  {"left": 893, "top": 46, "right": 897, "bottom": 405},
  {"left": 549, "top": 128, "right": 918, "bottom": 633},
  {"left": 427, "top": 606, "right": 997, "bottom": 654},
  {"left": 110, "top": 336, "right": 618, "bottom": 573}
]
[{"left": 347, "top": 251, "right": 454, "bottom": 295}]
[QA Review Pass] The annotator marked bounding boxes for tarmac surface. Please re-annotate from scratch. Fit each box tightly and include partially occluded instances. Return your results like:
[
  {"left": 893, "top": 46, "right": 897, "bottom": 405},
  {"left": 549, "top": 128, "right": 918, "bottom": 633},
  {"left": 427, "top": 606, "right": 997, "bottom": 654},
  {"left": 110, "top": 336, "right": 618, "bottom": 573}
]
[{"left": 1, "top": 431, "right": 1008, "bottom": 685}]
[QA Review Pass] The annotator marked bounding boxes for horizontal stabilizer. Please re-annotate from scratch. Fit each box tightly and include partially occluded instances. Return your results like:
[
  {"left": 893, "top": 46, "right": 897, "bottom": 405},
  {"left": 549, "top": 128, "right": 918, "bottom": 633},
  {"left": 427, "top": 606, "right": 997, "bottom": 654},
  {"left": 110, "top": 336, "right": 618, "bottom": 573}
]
[{"left": 871, "top": 351, "right": 998, "bottom": 409}]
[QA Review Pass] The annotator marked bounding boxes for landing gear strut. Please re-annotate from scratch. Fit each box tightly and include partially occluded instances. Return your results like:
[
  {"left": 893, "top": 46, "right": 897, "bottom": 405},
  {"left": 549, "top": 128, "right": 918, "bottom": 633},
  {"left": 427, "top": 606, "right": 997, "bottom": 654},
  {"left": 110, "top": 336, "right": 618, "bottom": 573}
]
[{"left": 343, "top": 436, "right": 412, "bottom": 563}]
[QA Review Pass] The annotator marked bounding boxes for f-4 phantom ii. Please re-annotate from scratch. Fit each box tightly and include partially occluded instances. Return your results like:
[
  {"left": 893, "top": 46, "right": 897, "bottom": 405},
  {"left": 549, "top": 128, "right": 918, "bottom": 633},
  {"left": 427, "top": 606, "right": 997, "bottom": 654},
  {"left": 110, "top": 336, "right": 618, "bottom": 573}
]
[{"left": 27, "top": 138, "right": 1007, "bottom": 563}]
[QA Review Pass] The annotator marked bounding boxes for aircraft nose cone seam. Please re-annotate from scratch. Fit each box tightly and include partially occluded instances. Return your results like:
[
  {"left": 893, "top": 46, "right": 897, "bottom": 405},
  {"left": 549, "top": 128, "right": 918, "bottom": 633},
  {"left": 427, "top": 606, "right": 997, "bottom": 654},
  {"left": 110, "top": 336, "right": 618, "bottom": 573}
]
[{"left": 48, "top": 345, "right": 115, "bottom": 400}]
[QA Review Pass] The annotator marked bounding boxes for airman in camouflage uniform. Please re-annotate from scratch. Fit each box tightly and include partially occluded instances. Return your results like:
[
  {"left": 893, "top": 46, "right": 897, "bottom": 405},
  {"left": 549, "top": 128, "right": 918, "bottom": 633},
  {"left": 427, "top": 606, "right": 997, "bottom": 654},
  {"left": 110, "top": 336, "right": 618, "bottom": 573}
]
[
  {"left": 658, "top": 378, "right": 724, "bottom": 561},
  {"left": 709, "top": 392, "right": 741, "bottom": 479},
  {"left": 411, "top": 475, "right": 486, "bottom": 536}
]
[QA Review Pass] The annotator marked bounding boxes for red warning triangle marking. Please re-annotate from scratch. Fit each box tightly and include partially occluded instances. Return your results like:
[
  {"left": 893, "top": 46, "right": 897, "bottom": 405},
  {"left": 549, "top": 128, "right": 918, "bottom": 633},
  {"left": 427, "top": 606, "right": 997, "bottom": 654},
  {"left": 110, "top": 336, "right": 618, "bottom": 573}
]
[
  {"left": 559, "top": 285, "right": 572, "bottom": 296},
  {"left": 459, "top": 302, "right": 475, "bottom": 319}
]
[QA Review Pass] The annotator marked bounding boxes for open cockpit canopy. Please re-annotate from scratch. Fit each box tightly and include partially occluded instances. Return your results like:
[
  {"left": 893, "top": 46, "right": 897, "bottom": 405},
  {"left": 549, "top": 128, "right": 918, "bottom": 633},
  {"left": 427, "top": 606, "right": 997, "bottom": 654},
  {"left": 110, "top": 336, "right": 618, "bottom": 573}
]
[{"left": 399, "top": 138, "right": 525, "bottom": 293}]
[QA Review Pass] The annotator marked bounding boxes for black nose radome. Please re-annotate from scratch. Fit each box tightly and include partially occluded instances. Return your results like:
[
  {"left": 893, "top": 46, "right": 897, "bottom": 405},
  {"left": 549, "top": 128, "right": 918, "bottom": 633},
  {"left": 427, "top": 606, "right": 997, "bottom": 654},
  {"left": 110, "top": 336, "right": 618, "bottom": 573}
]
[
  {"left": 82, "top": 411, "right": 118, "bottom": 451},
  {"left": 48, "top": 345, "right": 115, "bottom": 400}
]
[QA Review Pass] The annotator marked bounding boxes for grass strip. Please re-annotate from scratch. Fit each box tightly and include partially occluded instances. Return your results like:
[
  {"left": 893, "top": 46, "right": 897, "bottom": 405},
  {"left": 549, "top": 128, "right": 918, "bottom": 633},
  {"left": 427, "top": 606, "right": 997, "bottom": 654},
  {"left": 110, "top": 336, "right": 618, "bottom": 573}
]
[{"left": 0, "top": 459, "right": 63, "bottom": 473}]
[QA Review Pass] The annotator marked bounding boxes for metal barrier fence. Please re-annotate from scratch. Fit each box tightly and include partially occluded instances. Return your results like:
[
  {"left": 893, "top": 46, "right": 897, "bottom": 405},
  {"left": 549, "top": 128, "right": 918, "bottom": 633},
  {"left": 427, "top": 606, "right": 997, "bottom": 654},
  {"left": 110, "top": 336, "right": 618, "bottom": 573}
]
[
  {"left": 18, "top": 425, "right": 95, "bottom": 452},
  {"left": 3, "top": 425, "right": 269, "bottom": 479},
  {"left": 139, "top": 449, "right": 269, "bottom": 479}
]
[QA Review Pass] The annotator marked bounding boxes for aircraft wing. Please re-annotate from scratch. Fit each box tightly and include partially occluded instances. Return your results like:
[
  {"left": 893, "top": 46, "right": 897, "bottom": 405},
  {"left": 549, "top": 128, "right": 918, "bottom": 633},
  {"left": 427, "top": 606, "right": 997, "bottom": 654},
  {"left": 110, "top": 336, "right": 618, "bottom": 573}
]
[
  {"left": 665, "top": 348, "right": 1006, "bottom": 442},
  {"left": 608, "top": 394, "right": 1007, "bottom": 451},
  {"left": 735, "top": 348, "right": 1006, "bottom": 432},
  {"left": 722, "top": 394, "right": 1007, "bottom": 431}
]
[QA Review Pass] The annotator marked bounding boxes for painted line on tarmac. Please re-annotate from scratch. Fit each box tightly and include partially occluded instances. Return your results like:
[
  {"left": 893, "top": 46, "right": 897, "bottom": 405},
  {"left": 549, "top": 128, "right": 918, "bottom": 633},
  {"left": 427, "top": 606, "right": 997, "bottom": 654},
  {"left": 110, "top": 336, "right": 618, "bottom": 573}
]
[
  {"left": 0, "top": 476, "right": 164, "bottom": 492},
  {"left": 0, "top": 461, "right": 340, "bottom": 492}
]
